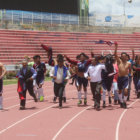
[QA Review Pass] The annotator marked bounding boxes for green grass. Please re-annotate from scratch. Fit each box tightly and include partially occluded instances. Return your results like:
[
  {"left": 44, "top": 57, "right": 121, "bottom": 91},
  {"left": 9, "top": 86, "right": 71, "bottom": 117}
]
[
  {"left": 4, "top": 77, "right": 52, "bottom": 85},
  {"left": 4, "top": 79, "right": 18, "bottom": 85}
]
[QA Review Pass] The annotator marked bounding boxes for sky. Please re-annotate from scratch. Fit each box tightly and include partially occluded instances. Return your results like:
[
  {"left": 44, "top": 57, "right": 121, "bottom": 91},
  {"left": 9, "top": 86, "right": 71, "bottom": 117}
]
[{"left": 89, "top": 0, "right": 140, "bottom": 16}]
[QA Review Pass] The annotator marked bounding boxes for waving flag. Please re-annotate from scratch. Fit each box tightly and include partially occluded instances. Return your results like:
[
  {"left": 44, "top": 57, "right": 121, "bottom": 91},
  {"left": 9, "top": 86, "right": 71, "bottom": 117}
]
[{"left": 95, "top": 40, "right": 118, "bottom": 46}]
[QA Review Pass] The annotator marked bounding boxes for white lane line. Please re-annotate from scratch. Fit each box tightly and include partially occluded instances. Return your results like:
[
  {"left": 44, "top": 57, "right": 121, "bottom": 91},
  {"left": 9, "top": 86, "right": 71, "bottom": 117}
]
[
  {"left": 4, "top": 85, "right": 53, "bottom": 96},
  {"left": 4, "top": 87, "right": 77, "bottom": 110},
  {"left": 0, "top": 104, "right": 57, "bottom": 135},
  {"left": 4, "top": 87, "right": 54, "bottom": 100},
  {"left": 0, "top": 98, "right": 73, "bottom": 135},
  {"left": 5, "top": 95, "right": 53, "bottom": 110},
  {"left": 4, "top": 96, "right": 18, "bottom": 100},
  {"left": 52, "top": 105, "right": 92, "bottom": 140},
  {"left": 115, "top": 99, "right": 139, "bottom": 140}
]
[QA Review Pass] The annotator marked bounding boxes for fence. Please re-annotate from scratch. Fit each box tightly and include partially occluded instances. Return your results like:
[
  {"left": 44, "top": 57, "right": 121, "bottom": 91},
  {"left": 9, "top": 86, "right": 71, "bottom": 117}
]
[
  {"left": 0, "top": 10, "right": 139, "bottom": 28},
  {"left": 0, "top": 10, "right": 80, "bottom": 25}
]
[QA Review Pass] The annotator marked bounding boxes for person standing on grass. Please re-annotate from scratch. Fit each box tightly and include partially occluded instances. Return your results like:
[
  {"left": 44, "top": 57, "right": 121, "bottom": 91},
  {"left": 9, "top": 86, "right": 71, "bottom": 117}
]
[
  {"left": 0, "top": 63, "right": 6, "bottom": 110},
  {"left": 50, "top": 54, "right": 70, "bottom": 109},
  {"left": 115, "top": 44, "right": 131, "bottom": 109},
  {"left": 17, "top": 60, "right": 37, "bottom": 110},
  {"left": 33, "top": 55, "right": 46, "bottom": 102}
]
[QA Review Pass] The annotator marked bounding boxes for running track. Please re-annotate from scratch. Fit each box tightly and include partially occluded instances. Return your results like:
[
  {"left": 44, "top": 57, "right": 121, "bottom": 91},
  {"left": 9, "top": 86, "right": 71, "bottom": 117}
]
[{"left": 0, "top": 82, "right": 140, "bottom": 140}]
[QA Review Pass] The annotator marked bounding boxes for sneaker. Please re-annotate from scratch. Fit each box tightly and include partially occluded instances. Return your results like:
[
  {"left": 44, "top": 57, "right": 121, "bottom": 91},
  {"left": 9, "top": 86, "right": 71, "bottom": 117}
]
[
  {"left": 103, "top": 101, "right": 106, "bottom": 108},
  {"left": 84, "top": 98, "right": 87, "bottom": 105},
  {"left": 120, "top": 102, "right": 123, "bottom": 108},
  {"left": 19, "top": 106, "right": 25, "bottom": 110},
  {"left": 96, "top": 105, "right": 100, "bottom": 111},
  {"left": 59, "top": 106, "right": 62, "bottom": 109},
  {"left": 40, "top": 96, "right": 44, "bottom": 102},
  {"left": 109, "top": 97, "right": 112, "bottom": 104},
  {"left": 34, "top": 97, "right": 38, "bottom": 102},
  {"left": 63, "top": 97, "right": 66, "bottom": 103},
  {"left": 94, "top": 102, "right": 97, "bottom": 108},
  {"left": 77, "top": 100, "right": 82, "bottom": 106},
  {"left": 53, "top": 97, "right": 57, "bottom": 102},
  {"left": 123, "top": 102, "right": 127, "bottom": 109}
]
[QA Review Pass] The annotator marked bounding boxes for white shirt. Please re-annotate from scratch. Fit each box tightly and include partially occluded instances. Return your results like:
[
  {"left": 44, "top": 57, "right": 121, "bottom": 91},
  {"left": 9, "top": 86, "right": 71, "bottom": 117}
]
[
  {"left": 50, "top": 67, "right": 70, "bottom": 84},
  {"left": 84, "top": 64, "right": 105, "bottom": 82}
]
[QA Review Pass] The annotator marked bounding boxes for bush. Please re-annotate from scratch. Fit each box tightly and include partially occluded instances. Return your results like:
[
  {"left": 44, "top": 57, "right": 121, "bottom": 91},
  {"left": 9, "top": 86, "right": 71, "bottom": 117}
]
[{"left": 6, "top": 71, "right": 17, "bottom": 79}]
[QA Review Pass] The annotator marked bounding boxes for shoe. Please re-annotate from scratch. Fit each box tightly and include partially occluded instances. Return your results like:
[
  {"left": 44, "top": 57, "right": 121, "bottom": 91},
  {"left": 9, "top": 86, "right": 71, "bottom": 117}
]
[
  {"left": 77, "top": 100, "right": 82, "bottom": 106},
  {"left": 40, "top": 96, "right": 44, "bottom": 102},
  {"left": 120, "top": 102, "right": 123, "bottom": 108},
  {"left": 59, "top": 106, "right": 62, "bottom": 109},
  {"left": 53, "top": 97, "right": 57, "bottom": 102},
  {"left": 96, "top": 105, "right": 100, "bottom": 111},
  {"left": 94, "top": 102, "right": 97, "bottom": 108},
  {"left": 103, "top": 101, "right": 106, "bottom": 108},
  {"left": 127, "top": 96, "right": 130, "bottom": 101},
  {"left": 63, "top": 97, "right": 66, "bottom": 103},
  {"left": 109, "top": 97, "right": 112, "bottom": 104},
  {"left": 34, "top": 97, "right": 38, "bottom": 102},
  {"left": 19, "top": 106, "right": 25, "bottom": 110},
  {"left": 84, "top": 98, "right": 87, "bottom": 105},
  {"left": 123, "top": 102, "right": 127, "bottom": 109}
]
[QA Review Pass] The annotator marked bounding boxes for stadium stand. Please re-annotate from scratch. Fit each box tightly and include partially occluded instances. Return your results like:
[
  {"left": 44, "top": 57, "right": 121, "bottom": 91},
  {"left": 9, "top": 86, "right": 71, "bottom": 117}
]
[{"left": 0, "top": 29, "right": 140, "bottom": 64}]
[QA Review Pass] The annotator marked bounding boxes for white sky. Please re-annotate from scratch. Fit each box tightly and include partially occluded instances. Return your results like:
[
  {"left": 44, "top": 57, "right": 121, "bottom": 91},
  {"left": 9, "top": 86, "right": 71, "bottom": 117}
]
[{"left": 89, "top": 0, "right": 140, "bottom": 16}]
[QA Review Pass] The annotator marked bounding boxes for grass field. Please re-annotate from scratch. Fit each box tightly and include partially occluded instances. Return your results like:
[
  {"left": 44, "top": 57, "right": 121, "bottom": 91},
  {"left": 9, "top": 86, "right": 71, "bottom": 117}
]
[{"left": 3, "top": 77, "right": 51, "bottom": 85}]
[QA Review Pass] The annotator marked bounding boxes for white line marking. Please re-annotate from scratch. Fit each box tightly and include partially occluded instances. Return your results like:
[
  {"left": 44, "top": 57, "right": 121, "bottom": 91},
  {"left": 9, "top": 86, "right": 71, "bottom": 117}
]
[
  {"left": 0, "top": 89, "right": 77, "bottom": 135},
  {"left": 4, "top": 88, "right": 77, "bottom": 110},
  {"left": 5, "top": 95, "right": 53, "bottom": 110},
  {"left": 4, "top": 96, "right": 18, "bottom": 100},
  {"left": 0, "top": 104, "right": 57, "bottom": 135},
  {"left": 0, "top": 98, "right": 73, "bottom": 135},
  {"left": 52, "top": 105, "right": 92, "bottom": 140},
  {"left": 115, "top": 99, "right": 139, "bottom": 140}
]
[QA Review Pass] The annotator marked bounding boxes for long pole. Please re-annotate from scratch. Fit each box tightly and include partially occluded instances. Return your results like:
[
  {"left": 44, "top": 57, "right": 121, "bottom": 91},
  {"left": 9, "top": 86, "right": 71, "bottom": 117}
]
[{"left": 123, "top": 0, "right": 126, "bottom": 27}]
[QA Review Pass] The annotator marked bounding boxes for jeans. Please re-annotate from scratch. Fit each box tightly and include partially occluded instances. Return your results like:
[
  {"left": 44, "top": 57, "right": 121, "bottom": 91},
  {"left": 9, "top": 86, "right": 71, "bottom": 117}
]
[{"left": 54, "top": 82, "right": 65, "bottom": 107}]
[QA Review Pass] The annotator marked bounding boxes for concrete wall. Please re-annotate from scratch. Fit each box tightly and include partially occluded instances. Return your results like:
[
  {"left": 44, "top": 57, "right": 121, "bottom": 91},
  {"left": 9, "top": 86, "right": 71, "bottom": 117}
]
[{"left": 1, "top": 22, "right": 140, "bottom": 34}]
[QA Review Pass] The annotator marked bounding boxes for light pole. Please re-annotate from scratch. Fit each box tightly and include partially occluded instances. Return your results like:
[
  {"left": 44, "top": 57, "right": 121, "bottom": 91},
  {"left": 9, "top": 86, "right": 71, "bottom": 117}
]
[{"left": 123, "top": 0, "right": 132, "bottom": 27}]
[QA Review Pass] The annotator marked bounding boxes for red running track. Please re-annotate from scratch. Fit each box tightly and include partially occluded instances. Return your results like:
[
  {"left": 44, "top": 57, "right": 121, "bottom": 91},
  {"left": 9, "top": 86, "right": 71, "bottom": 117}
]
[{"left": 0, "top": 82, "right": 140, "bottom": 140}]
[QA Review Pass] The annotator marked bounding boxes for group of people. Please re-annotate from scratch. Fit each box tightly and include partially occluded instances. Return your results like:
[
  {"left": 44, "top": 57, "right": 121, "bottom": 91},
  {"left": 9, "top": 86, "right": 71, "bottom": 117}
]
[
  {"left": 41, "top": 43, "right": 140, "bottom": 110},
  {"left": 0, "top": 42, "right": 140, "bottom": 111}
]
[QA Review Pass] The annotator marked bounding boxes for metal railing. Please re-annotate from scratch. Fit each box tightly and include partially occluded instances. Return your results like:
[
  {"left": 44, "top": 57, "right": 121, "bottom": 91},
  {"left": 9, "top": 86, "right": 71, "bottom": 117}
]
[{"left": 0, "top": 10, "right": 80, "bottom": 25}]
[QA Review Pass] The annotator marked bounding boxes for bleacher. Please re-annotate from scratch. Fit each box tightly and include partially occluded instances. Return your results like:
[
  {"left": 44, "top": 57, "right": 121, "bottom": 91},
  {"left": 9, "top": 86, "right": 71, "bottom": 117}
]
[{"left": 0, "top": 29, "right": 140, "bottom": 65}]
